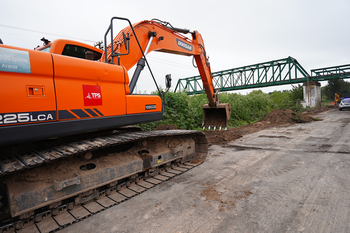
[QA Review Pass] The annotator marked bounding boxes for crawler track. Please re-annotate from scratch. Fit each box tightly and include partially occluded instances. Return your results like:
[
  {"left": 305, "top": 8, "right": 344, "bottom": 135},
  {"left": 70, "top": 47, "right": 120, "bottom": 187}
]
[
  {"left": 0, "top": 130, "right": 208, "bottom": 233},
  {"left": 9, "top": 162, "right": 202, "bottom": 233}
]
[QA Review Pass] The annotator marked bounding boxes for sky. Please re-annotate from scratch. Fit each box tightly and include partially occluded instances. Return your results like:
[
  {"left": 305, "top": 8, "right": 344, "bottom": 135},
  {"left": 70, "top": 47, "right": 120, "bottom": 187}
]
[{"left": 1, "top": 0, "right": 349, "bottom": 94}]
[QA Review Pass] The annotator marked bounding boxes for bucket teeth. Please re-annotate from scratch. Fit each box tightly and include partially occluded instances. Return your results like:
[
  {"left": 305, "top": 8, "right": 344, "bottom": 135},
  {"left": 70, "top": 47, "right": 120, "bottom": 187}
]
[
  {"left": 202, "top": 126, "right": 225, "bottom": 131},
  {"left": 203, "top": 126, "right": 227, "bottom": 131}
]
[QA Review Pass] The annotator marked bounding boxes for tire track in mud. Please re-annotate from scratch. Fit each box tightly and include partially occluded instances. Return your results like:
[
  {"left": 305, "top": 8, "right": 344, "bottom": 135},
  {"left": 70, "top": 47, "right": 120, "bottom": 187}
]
[
  {"left": 232, "top": 155, "right": 329, "bottom": 232},
  {"left": 285, "top": 151, "right": 350, "bottom": 233},
  {"left": 208, "top": 113, "right": 350, "bottom": 232},
  {"left": 226, "top": 112, "right": 350, "bottom": 232}
]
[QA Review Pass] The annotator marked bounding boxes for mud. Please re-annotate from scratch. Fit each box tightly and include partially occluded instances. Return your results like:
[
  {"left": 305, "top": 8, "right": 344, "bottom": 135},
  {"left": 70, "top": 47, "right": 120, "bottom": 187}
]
[
  {"left": 155, "top": 106, "right": 335, "bottom": 147},
  {"left": 204, "top": 130, "right": 243, "bottom": 147},
  {"left": 200, "top": 184, "right": 252, "bottom": 212}
]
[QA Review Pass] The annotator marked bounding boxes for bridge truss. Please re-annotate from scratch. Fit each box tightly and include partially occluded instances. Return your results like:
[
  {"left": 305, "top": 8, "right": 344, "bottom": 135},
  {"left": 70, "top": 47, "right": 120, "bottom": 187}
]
[
  {"left": 174, "top": 56, "right": 350, "bottom": 95},
  {"left": 311, "top": 64, "right": 350, "bottom": 81},
  {"left": 174, "top": 57, "right": 310, "bottom": 94}
]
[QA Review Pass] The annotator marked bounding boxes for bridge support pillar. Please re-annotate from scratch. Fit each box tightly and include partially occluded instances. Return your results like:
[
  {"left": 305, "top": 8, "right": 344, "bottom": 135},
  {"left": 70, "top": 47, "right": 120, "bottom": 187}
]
[{"left": 302, "top": 81, "right": 321, "bottom": 108}]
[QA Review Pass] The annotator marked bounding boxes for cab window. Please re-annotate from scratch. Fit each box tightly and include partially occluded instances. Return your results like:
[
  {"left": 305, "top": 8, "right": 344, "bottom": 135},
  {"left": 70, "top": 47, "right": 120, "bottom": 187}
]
[{"left": 62, "top": 44, "right": 102, "bottom": 61}]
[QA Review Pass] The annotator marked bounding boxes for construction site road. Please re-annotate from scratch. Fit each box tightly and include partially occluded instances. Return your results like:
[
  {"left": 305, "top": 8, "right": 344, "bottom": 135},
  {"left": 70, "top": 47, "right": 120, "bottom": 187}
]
[{"left": 59, "top": 108, "right": 350, "bottom": 233}]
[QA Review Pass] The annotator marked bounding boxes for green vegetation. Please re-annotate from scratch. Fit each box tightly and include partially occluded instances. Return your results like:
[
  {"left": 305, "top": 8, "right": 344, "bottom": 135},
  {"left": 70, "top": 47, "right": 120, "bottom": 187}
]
[
  {"left": 269, "top": 84, "right": 304, "bottom": 112},
  {"left": 138, "top": 85, "right": 304, "bottom": 131},
  {"left": 220, "top": 90, "right": 274, "bottom": 126}
]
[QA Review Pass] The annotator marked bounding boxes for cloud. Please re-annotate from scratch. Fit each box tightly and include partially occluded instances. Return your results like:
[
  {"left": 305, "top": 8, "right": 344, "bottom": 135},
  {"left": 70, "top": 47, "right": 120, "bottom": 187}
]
[{"left": 1, "top": 0, "right": 349, "bottom": 94}]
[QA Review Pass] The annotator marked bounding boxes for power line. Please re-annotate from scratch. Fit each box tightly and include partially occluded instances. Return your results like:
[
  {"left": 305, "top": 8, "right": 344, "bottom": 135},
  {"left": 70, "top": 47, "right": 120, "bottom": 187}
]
[
  {"left": 0, "top": 24, "right": 96, "bottom": 43},
  {"left": 147, "top": 55, "right": 195, "bottom": 70},
  {"left": 0, "top": 24, "right": 198, "bottom": 71}
]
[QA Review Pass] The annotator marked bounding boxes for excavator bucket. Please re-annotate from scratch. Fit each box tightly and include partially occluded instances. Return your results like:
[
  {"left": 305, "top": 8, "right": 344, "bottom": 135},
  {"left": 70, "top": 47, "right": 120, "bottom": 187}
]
[{"left": 202, "top": 103, "right": 231, "bottom": 130}]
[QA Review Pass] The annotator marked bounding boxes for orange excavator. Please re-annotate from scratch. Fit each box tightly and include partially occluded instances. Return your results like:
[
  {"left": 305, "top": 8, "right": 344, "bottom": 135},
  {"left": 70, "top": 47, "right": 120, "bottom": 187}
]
[
  {"left": 0, "top": 17, "right": 230, "bottom": 231},
  {"left": 103, "top": 18, "right": 231, "bottom": 130}
]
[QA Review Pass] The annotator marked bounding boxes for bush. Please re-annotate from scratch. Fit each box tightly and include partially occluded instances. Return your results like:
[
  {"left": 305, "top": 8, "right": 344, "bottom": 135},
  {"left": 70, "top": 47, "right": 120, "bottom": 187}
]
[
  {"left": 270, "top": 91, "right": 291, "bottom": 109},
  {"left": 138, "top": 90, "right": 275, "bottom": 130},
  {"left": 219, "top": 90, "right": 274, "bottom": 126},
  {"left": 269, "top": 85, "right": 304, "bottom": 112},
  {"left": 290, "top": 84, "right": 303, "bottom": 103},
  {"left": 138, "top": 85, "right": 306, "bottom": 131},
  {"left": 137, "top": 91, "right": 207, "bottom": 131}
]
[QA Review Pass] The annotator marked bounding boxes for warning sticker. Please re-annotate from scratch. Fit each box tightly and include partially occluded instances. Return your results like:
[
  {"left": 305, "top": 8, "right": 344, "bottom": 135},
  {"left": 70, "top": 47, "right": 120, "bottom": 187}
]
[
  {"left": 82, "top": 85, "right": 102, "bottom": 106},
  {"left": 0, "top": 47, "right": 31, "bottom": 73}
]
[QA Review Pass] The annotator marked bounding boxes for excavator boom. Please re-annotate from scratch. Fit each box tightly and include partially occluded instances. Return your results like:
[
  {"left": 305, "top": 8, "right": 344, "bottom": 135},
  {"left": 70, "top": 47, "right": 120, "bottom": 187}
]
[{"left": 103, "top": 18, "right": 231, "bottom": 128}]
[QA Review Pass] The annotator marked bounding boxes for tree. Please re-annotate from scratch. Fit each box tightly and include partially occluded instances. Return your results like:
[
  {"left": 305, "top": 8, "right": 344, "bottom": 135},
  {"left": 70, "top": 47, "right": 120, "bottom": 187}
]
[
  {"left": 323, "top": 78, "right": 350, "bottom": 100},
  {"left": 290, "top": 84, "right": 303, "bottom": 103}
]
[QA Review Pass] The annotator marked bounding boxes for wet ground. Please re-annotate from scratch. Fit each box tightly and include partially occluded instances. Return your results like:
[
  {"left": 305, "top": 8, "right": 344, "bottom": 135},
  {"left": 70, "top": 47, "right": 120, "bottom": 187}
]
[
  {"left": 204, "top": 106, "right": 333, "bottom": 146},
  {"left": 60, "top": 107, "right": 350, "bottom": 233}
]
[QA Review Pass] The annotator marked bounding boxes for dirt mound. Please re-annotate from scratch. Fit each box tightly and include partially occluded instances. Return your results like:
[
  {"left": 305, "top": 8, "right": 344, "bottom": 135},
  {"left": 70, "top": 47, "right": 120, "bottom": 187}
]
[
  {"left": 155, "top": 125, "right": 179, "bottom": 130},
  {"left": 204, "top": 107, "right": 332, "bottom": 146},
  {"left": 153, "top": 107, "right": 333, "bottom": 146},
  {"left": 256, "top": 109, "right": 315, "bottom": 127},
  {"left": 204, "top": 130, "right": 242, "bottom": 146}
]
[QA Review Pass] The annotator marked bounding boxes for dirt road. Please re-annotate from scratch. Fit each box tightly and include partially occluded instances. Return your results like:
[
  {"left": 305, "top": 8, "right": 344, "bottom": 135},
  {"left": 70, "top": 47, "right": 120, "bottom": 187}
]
[{"left": 60, "top": 108, "right": 350, "bottom": 233}]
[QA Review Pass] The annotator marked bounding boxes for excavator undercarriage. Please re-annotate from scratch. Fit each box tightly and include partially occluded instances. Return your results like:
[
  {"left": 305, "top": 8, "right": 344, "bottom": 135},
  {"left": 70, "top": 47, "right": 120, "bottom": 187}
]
[{"left": 0, "top": 129, "right": 208, "bottom": 232}]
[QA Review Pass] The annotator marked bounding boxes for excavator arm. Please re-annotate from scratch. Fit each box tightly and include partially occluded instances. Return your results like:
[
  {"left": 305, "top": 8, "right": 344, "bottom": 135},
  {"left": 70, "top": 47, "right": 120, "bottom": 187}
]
[{"left": 103, "top": 18, "right": 231, "bottom": 129}]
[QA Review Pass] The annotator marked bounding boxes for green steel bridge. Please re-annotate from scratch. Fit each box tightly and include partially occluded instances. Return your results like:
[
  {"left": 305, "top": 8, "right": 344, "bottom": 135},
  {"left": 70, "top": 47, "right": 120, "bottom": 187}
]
[{"left": 174, "top": 56, "right": 350, "bottom": 94}]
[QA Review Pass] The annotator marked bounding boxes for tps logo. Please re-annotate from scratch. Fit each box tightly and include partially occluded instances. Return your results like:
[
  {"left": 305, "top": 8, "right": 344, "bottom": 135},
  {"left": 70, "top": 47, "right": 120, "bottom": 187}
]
[
  {"left": 85, "top": 93, "right": 101, "bottom": 100},
  {"left": 82, "top": 85, "right": 102, "bottom": 106}
]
